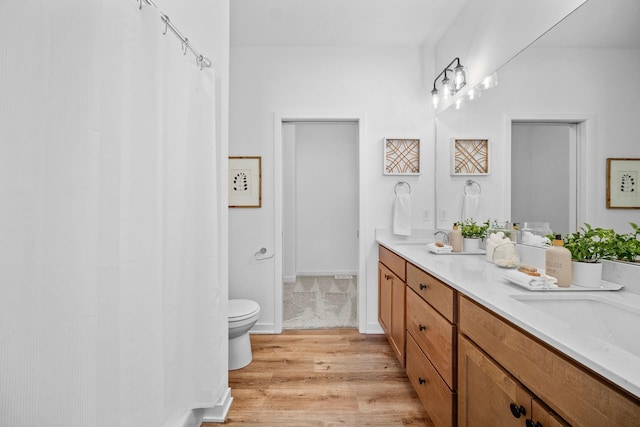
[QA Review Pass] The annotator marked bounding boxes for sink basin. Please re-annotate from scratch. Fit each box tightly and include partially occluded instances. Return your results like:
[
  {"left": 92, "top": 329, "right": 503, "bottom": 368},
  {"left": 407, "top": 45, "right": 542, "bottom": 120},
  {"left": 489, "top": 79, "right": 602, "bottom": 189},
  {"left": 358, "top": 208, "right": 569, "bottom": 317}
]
[{"left": 511, "top": 294, "right": 640, "bottom": 356}]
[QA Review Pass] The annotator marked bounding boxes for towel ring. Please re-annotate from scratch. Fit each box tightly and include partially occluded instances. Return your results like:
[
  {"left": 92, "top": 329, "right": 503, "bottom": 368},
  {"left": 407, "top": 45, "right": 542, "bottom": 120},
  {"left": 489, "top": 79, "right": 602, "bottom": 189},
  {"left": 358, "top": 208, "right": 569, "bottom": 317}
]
[
  {"left": 394, "top": 181, "right": 411, "bottom": 195},
  {"left": 464, "top": 179, "right": 481, "bottom": 195}
]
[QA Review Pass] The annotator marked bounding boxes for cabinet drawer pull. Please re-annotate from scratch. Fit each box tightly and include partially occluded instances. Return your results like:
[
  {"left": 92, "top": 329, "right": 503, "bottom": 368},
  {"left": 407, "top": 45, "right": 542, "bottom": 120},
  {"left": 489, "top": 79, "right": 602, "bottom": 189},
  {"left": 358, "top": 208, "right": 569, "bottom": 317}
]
[
  {"left": 418, "top": 377, "right": 426, "bottom": 385},
  {"left": 526, "top": 420, "right": 542, "bottom": 427},
  {"left": 509, "top": 403, "right": 526, "bottom": 418},
  {"left": 419, "top": 283, "right": 427, "bottom": 290},
  {"left": 418, "top": 324, "right": 426, "bottom": 331}
]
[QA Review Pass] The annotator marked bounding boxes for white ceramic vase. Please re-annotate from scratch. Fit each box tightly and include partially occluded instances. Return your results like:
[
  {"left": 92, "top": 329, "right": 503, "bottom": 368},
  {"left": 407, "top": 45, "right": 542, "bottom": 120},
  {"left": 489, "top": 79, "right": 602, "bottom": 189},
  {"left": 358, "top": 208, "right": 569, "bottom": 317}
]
[
  {"left": 572, "top": 261, "right": 603, "bottom": 288},
  {"left": 463, "top": 238, "right": 481, "bottom": 253}
]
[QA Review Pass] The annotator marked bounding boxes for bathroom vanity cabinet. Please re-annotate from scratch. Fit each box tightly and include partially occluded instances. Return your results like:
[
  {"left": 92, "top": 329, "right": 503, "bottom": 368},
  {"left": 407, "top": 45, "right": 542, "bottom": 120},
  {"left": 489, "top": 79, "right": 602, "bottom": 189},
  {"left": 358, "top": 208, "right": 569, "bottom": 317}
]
[
  {"left": 377, "top": 243, "right": 640, "bottom": 427},
  {"left": 459, "top": 295, "right": 639, "bottom": 427},
  {"left": 378, "top": 246, "right": 406, "bottom": 367}
]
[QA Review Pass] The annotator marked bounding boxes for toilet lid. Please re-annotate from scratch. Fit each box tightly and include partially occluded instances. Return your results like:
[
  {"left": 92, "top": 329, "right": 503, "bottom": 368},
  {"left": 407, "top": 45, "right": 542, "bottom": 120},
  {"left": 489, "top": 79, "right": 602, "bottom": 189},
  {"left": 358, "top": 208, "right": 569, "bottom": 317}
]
[{"left": 228, "top": 299, "right": 260, "bottom": 321}]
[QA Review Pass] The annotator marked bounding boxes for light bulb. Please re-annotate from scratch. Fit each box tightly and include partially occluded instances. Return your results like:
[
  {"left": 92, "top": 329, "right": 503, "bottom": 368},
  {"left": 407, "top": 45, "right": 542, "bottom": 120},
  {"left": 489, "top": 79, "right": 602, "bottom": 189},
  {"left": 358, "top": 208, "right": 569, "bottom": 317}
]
[
  {"left": 454, "top": 65, "right": 466, "bottom": 91},
  {"left": 431, "top": 89, "right": 439, "bottom": 108}
]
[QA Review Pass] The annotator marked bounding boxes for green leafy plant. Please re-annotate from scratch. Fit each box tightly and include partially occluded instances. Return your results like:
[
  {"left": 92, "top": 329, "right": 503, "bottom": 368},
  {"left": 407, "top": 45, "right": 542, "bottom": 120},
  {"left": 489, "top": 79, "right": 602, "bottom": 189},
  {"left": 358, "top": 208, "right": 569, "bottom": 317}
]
[
  {"left": 459, "top": 218, "right": 489, "bottom": 239},
  {"left": 562, "top": 223, "right": 616, "bottom": 263},
  {"left": 611, "top": 222, "right": 640, "bottom": 263}
]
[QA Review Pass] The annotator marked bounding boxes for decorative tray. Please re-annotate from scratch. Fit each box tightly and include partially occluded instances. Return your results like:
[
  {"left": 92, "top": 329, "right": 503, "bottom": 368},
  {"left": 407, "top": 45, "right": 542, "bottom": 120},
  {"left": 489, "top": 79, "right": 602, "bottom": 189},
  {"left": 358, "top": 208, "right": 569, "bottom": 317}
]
[
  {"left": 426, "top": 243, "right": 485, "bottom": 255},
  {"left": 503, "top": 270, "right": 623, "bottom": 291}
]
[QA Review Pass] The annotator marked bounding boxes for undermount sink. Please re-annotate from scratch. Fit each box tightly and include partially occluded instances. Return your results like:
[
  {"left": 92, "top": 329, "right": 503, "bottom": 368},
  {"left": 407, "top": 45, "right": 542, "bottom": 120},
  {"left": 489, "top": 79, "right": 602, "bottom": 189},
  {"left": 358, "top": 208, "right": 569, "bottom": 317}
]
[{"left": 510, "top": 293, "right": 640, "bottom": 356}]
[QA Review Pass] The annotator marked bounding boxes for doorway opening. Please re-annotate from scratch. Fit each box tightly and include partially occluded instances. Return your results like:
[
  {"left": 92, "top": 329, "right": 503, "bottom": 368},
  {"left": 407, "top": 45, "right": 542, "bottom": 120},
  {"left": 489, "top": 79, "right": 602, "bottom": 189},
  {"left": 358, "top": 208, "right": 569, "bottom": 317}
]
[
  {"left": 507, "top": 115, "right": 592, "bottom": 236},
  {"left": 273, "top": 113, "right": 367, "bottom": 333},
  {"left": 282, "top": 121, "right": 358, "bottom": 329}
]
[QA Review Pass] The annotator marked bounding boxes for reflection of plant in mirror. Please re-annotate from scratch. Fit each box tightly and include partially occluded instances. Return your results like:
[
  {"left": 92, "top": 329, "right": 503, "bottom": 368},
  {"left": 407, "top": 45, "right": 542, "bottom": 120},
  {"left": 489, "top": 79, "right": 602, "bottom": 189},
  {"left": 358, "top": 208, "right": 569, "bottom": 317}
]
[
  {"left": 459, "top": 218, "right": 489, "bottom": 239},
  {"left": 549, "top": 223, "right": 640, "bottom": 263},
  {"left": 612, "top": 222, "right": 640, "bottom": 263}
]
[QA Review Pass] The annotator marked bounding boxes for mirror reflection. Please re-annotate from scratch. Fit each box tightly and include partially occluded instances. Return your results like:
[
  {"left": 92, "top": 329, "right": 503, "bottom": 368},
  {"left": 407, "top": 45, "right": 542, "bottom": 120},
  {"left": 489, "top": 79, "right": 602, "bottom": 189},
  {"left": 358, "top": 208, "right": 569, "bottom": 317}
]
[{"left": 435, "top": 0, "right": 640, "bottom": 236}]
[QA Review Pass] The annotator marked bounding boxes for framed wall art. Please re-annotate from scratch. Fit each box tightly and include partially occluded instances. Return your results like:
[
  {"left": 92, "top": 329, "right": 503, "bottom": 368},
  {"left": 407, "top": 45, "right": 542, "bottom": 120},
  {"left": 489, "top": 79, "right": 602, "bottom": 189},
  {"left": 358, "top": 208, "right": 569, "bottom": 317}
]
[
  {"left": 384, "top": 138, "right": 421, "bottom": 175},
  {"left": 607, "top": 158, "right": 639, "bottom": 209},
  {"left": 229, "top": 156, "right": 262, "bottom": 208},
  {"left": 451, "top": 138, "right": 489, "bottom": 176}
]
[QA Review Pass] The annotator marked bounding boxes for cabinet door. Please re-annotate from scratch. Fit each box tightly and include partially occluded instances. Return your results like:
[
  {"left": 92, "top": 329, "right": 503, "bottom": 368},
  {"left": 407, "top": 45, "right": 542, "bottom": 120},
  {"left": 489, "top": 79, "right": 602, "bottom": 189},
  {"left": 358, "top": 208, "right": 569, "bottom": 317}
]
[
  {"left": 459, "top": 336, "right": 532, "bottom": 427},
  {"left": 378, "top": 263, "right": 392, "bottom": 335},
  {"left": 390, "top": 272, "right": 405, "bottom": 365},
  {"left": 378, "top": 262, "right": 405, "bottom": 366}
]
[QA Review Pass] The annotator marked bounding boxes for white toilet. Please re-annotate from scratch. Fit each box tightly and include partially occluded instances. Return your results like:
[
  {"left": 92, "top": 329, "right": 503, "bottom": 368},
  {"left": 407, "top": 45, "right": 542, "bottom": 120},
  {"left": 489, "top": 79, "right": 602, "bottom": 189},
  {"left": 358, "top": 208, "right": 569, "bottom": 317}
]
[{"left": 228, "top": 299, "right": 260, "bottom": 370}]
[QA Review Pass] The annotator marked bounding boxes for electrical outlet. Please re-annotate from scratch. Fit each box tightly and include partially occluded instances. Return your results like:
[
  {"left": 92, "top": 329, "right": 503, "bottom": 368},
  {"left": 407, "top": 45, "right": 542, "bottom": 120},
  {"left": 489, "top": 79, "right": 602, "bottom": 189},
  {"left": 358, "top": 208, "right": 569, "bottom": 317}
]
[
  {"left": 422, "top": 208, "right": 431, "bottom": 221},
  {"left": 439, "top": 209, "right": 448, "bottom": 221}
]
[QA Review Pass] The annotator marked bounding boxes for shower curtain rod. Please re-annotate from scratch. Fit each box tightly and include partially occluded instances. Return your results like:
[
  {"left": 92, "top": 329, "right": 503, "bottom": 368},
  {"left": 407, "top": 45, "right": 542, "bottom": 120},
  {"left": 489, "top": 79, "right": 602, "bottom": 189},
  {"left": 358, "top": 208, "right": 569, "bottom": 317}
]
[{"left": 138, "top": 0, "right": 212, "bottom": 69}]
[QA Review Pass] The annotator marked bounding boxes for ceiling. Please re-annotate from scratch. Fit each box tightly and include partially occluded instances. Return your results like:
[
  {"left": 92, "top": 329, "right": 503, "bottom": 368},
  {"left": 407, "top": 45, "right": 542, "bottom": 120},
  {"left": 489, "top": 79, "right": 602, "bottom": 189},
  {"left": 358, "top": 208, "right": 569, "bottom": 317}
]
[{"left": 230, "top": 0, "right": 469, "bottom": 47}]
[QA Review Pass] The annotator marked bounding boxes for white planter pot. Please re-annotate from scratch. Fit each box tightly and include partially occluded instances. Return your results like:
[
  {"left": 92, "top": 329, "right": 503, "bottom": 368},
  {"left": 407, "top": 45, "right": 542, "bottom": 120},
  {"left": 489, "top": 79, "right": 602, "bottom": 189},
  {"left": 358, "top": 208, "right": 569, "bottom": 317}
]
[
  {"left": 572, "top": 261, "right": 603, "bottom": 288},
  {"left": 463, "top": 238, "right": 481, "bottom": 253}
]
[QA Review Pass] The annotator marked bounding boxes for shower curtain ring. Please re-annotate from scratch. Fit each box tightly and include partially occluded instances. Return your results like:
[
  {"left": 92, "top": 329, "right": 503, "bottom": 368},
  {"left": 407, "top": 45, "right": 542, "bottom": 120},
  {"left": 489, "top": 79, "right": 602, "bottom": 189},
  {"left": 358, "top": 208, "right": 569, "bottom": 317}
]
[
  {"left": 197, "top": 55, "right": 204, "bottom": 70},
  {"left": 162, "top": 15, "right": 169, "bottom": 35}
]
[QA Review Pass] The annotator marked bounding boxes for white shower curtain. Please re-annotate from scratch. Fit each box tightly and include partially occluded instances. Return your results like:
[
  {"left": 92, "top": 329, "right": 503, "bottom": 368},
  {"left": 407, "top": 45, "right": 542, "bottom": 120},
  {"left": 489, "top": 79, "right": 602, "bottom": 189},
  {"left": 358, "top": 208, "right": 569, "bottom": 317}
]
[{"left": 0, "top": 2, "right": 224, "bottom": 426}]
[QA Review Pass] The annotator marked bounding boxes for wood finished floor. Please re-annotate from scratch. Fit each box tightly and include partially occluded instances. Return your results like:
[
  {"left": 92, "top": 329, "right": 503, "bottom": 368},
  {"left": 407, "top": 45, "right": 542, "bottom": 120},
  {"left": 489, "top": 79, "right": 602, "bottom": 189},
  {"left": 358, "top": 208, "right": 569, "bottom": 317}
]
[{"left": 209, "top": 329, "right": 433, "bottom": 426}]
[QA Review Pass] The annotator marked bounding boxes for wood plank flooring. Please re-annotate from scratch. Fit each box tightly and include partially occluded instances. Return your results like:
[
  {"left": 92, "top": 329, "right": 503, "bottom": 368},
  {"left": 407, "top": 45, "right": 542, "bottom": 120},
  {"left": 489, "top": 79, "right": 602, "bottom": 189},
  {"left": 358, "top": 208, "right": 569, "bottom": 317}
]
[{"left": 209, "top": 329, "right": 433, "bottom": 426}]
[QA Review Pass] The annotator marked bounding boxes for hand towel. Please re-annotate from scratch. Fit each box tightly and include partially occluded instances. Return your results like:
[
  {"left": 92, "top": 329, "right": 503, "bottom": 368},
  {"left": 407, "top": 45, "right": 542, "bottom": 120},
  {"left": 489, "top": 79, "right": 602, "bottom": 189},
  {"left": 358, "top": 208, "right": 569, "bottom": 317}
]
[
  {"left": 461, "top": 193, "right": 480, "bottom": 221},
  {"left": 392, "top": 193, "right": 412, "bottom": 236},
  {"left": 426, "top": 243, "right": 453, "bottom": 254}
]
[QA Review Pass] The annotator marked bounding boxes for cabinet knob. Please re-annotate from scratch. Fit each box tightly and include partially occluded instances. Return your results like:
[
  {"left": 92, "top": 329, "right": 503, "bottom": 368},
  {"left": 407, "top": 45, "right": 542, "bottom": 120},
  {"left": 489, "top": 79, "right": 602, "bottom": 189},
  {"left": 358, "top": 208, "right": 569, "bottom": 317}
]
[
  {"left": 419, "top": 324, "right": 427, "bottom": 331},
  {"left": 419, "top": 283, "right": 427, "bottom": 290},
  {"left": 509, "top": 403, "right": 526, "bottom": 418},
  {"left": 418, "top": 377, "right": 426, "bottom": 385},
  {"left": 385, "top": 274, "right": 392, "bottom": 280}
]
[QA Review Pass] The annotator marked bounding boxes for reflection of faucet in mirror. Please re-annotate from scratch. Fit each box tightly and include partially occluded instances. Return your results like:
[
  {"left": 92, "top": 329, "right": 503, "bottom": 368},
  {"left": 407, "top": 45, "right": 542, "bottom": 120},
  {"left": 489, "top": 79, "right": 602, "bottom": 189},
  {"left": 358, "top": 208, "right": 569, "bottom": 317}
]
[{"left": 434, "top": 231, "right": 449, "bottom": 245}]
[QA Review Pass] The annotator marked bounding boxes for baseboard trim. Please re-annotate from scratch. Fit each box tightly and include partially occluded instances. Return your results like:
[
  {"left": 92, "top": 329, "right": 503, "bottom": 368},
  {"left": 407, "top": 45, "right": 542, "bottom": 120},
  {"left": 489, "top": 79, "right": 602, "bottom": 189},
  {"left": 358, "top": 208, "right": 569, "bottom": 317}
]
[
  {"left": 295, "top": 270, "right": 358, "bottom": 277},
  {"left": 200, "top": 388, "right": 233, "bottom": 423},
  {"left": 367, "top": 322, "right": 384, "bottom": 335}
]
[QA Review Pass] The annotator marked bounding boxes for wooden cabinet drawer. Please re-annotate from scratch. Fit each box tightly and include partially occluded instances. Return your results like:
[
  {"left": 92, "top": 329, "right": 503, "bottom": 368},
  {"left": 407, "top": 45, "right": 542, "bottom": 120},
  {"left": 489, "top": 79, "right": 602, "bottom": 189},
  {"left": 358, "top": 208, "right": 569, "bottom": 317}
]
[
  {"left": 407, "top": 287, "right": 455, "bottom": 390},
  {"left": 459, "top": 295, "right": 640, "bottom": 426},
  {"left": 406, "top": 334, "right": 455, "bottom": 427},
  {"left": 407, "top": 263, "right": 455, "bottom": 322},
  {"left": 379, "top": 246, "right": 406, "bottom": 281}
]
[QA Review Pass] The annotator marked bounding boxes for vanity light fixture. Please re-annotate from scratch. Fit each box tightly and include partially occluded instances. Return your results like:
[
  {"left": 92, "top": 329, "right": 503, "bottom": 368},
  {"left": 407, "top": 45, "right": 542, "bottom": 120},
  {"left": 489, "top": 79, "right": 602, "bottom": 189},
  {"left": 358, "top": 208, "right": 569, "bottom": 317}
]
[{"left": 431, "top": 57, "right": 466, "bottom": 108}]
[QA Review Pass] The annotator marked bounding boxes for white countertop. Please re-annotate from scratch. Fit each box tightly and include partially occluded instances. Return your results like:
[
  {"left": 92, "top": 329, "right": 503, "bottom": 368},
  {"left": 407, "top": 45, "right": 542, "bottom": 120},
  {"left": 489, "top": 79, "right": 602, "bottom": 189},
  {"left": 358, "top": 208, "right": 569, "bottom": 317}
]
[{"left": 377, "top": 235, "right": 640, "bottom": 399}]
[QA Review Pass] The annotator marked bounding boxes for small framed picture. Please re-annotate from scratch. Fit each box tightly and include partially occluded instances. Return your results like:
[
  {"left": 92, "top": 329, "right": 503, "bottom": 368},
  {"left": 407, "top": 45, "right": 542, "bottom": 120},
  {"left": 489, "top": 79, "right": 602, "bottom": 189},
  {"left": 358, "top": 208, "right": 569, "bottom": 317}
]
[
  {"left": 384, "top": 138, "right": 421, "bottom": 175},
  {"left": 607, "top": 158, "right": 639, "bottom": 209},
  {"left": 451, "top": 138, "right": 489, "bottom": 175},
  {"left": 229, "top": 156, "right": 262, "bottom": 208}
]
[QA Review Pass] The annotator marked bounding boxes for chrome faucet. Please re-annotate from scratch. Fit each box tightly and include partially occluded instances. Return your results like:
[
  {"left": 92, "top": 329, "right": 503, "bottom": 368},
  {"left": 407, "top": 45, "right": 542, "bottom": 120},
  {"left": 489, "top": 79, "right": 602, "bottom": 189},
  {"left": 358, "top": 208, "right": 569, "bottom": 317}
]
[{"left": 433, "top": 230, "right": 449, "bottom": 245}]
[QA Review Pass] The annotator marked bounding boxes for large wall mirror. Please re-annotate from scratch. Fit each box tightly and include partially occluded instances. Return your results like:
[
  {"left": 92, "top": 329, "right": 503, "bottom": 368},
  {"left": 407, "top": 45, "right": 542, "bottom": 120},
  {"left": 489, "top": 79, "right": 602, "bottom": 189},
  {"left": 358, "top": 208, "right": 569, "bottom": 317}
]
[{"left": 435, "top": 0, "right": 640, "bottom": 236}]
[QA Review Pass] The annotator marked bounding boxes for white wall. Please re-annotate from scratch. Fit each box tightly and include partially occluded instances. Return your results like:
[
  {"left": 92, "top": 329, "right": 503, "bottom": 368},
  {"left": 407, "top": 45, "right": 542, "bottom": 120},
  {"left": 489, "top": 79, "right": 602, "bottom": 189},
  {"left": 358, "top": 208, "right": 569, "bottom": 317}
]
[
  {"left": 436, "top": 47, "right": 640, "bottom": 233},
  {"left": 229, "top": 46, "right": 435, "bottom": 333}
]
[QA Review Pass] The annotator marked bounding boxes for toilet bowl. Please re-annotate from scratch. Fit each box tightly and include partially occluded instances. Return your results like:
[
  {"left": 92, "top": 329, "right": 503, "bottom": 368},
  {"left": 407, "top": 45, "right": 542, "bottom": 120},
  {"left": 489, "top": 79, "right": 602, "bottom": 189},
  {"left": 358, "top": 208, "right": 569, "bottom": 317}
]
[{"left": 228, "top": 299, "right": 260, "bottom": 370}]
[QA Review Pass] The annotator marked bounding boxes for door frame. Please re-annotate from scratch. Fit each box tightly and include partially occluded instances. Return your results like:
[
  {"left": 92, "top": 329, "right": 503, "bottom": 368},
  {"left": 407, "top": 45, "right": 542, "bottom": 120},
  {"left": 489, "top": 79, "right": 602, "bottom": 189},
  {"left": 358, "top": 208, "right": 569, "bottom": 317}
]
[
  {"left": 504, "top": 113, "right": 595, "bottom": 232},
  {"left": 273, "top": 112, "right": 367, "bottom": 333}
]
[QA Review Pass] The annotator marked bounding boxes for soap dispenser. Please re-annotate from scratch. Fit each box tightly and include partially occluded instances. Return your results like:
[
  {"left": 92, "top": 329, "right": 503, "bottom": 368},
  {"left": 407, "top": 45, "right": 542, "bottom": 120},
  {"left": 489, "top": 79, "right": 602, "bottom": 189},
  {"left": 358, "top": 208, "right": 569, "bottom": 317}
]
[
  {"left": 449, "top": 223, "right": 463, "bottom": 253},
  {"left": 545, "top": 234, "right": 572, "bottom": 287}
]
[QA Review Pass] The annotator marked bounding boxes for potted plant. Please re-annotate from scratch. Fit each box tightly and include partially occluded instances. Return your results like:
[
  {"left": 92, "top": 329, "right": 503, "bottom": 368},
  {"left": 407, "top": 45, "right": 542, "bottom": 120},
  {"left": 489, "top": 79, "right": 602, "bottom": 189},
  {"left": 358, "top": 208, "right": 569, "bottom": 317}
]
[
  {"left": 459, "top": 218, "right": 489, "bottom": 252},
  {"left": 562, "top": 223, "right": 616, "bottom": 287}
]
